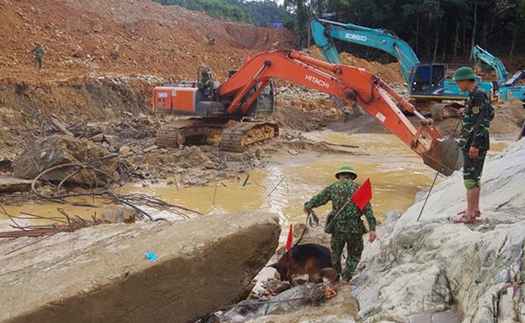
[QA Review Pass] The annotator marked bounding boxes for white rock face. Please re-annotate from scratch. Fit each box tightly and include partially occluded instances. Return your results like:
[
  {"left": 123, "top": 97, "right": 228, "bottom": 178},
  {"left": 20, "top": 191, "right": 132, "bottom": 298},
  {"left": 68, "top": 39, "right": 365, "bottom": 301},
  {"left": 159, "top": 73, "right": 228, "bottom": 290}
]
[
  {"left": 353, "top": 139, "right": 525, "bottom": 323},
  {"left": 396, "top": 139, "right": 525, "bottom": 228}
]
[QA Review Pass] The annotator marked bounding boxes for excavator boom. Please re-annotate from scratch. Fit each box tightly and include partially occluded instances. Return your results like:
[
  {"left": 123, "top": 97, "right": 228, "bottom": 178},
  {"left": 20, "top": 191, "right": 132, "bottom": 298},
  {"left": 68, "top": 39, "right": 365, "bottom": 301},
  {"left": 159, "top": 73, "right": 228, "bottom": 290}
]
[
  {"left": 219, "top": 51, "right": 462, "bottom": 176},
  {"left": 311, "top": 18, "right": 420, "bottom": 84},
  {"left": 311, "top": 18, "right": 494, "bottom": 105},
  {"left": 473, "top": 45, "right": 509, "bottom": 83}
]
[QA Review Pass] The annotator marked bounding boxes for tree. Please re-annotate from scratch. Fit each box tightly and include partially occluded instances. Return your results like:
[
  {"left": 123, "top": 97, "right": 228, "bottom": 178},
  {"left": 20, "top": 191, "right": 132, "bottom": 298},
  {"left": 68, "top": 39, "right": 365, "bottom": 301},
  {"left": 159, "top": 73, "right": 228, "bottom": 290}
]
[
  {"left": 284, "top": 0, "right": 311, "bottom": 47},
  {"left": 154, "top": 0, "right": 289, "bottom": 26},
  {"left": 510, "top": 0, "right": 525, "bottom": 61}
]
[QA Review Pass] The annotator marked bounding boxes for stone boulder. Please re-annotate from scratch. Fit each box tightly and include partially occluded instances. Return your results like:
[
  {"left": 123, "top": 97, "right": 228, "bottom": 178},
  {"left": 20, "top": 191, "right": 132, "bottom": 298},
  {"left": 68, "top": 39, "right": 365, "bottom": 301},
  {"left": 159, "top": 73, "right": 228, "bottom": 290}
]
[
  {"left": 13, "top": 135, "right": 118, "bottom": 185},
  {"left": 352, "top": 140, "right": 525, "bottom": 322},
  {"left": 0, "top": 212, "right": 280, "bottom": 323}
]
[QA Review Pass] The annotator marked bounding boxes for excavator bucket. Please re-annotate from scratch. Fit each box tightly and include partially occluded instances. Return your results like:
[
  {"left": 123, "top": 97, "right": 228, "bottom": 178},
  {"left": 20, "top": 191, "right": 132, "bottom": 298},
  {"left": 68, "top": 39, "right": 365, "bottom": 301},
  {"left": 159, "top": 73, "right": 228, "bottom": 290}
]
[{"left": 421, "top": 138, "right": 463, "bottom": 176}]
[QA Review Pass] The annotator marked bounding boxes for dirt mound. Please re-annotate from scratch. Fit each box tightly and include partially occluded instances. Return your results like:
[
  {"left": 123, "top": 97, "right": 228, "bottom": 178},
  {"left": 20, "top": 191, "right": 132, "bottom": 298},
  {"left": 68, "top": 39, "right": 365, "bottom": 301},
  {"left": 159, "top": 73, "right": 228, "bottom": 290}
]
[
  {"left": 437, "top": 101, "right": 525, "bottom": 138},
  {"left": 273, "top": 85, "right": 341, "bottom": 131},
  {"left": 13, "top": 135, "right": 118, "bottom": 185},
  {"left": 0, "top": 0, "right": 295, "bottom": 82},
  {"left": 308, "top": 47, "right": 404, "bottom": 85},
  {"left": 0, "top": 0, "right": 296, "bottom": 168},
  {"left": 0, "top": 74, "right": 159, "bottom": 162},
  {"left": 274, "top": 104, "right": 341, "bottom": 132}
]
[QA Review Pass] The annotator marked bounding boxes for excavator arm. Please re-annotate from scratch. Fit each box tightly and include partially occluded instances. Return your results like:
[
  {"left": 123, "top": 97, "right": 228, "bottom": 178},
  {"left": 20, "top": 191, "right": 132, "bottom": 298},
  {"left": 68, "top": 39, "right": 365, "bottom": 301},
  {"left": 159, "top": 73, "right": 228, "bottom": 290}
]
[
  {"left": 310, "top": 18, "right": 420, "bottom": 84},
  {"left": 219, "top": 50, "right": 461, "bottom": 176},
  {"left": 473, "top": 45, "right": 509, "bottom": 83}
]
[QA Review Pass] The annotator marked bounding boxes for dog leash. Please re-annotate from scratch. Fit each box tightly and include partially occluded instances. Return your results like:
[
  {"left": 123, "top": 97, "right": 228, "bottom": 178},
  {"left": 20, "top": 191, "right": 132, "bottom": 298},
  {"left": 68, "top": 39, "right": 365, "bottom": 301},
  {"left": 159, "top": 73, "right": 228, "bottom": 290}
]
[
  {"left": 292, "top": 209, "right": 319, "bottom": 248},
  {"left": 293, "top": 197, "right": 352, "bottom": 248}
]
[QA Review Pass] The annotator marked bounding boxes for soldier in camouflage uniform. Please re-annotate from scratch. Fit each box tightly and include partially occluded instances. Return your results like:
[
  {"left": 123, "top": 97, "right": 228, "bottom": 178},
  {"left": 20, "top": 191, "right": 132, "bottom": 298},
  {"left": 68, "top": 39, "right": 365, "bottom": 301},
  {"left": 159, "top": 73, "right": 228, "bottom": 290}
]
[
  {"left": 31, "top": 42, "right": 44, "bottom": 69},
  {"left": 304, "top": 166, "right": 377, "bottom": 282},
  {"left": 199, "top": 66, "right": 214, "bottom": 99},
  {"left": 453, "top": 67, "right": 495, "bottom": 224}
]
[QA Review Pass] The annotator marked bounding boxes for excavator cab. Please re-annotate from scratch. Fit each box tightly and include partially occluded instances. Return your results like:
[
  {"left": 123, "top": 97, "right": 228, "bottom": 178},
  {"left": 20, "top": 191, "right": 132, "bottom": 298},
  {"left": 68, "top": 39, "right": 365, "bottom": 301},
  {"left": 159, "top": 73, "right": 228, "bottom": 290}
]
[
  {"left": 250, "top": 80, "right": 275, "bottom": 117},
  {"left": 505, "top": 70, "right": 525, "bottom": 87},
  {"left": 225, "top": 69, "right": 275, "bottom": 117},
  {"left": 410, "top": 64, "right": 446, "bottom": 97},
  {"left": 154, "top": 65, "right": 278, "bottom": 151}
]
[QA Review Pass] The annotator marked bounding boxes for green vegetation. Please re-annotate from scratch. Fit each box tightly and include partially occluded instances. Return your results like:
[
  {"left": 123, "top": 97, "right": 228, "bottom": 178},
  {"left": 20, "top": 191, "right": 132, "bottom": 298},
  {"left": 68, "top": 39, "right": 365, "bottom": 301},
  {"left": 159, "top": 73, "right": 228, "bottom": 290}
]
[
  {"left": 285, "top": 0, "right": 525, "bottom": 62},
  {"left": 155, "top": 0, "right": 525, "bottom": 62},
  {"left": 154, "top": 0, "right": 290, "bottom": 27},
  {"left": 226, "top": 0, "right": 292, "bottom": 27},
  {"left": 155, "top": 0, "right": 250, "bottom": 22}
]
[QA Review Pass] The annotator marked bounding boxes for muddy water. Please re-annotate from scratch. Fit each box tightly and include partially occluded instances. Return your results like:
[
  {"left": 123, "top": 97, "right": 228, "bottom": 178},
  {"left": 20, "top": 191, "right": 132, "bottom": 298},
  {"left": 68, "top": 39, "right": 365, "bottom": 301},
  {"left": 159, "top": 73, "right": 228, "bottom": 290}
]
[
  {"left": 0, "top": 200, "right": 105, "bottom": 228},
  {"left": 1, "top": 131, "right": 511, "bottom": 230},
  {"left": 122, "top": 132, "right": 435, "bottom": 225}
]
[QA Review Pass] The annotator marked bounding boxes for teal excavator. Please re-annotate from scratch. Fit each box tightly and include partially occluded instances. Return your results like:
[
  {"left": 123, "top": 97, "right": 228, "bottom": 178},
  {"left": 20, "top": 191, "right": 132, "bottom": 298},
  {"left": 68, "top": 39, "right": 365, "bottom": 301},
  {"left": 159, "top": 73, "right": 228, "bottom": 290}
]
[
  {"left": 472, "top": 45, "right": 525, "bottom": 104},
  {"left": 311, "top": 18, "right": 495, "bottom": 117}
]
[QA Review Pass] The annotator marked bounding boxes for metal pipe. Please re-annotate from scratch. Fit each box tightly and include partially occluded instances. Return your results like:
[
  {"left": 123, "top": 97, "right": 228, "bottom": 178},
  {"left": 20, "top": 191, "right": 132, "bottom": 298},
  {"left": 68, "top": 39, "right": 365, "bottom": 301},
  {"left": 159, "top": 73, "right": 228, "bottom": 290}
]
[
  {"left": 289, "top": 51, "right": 338, "bottom": 73},
  {"left": 317, "top": 18, "right": 349, "bottom": 28},
  {"left": 252, "top": 61, "right": 270, "bottom": 81},
  {"left": 413, "top": 110, "right": 426, "bottom": 121}
]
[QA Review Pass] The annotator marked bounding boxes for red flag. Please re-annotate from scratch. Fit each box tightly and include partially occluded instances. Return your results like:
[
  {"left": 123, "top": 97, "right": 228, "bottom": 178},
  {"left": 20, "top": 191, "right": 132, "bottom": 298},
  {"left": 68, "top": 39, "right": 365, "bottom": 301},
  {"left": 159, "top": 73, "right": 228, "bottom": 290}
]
[
  {"left": 351, "top": 178, "right": 373, "bottom": 211},
  {"left": 285, "top": 224, "right": 293, "bottom": 251}
]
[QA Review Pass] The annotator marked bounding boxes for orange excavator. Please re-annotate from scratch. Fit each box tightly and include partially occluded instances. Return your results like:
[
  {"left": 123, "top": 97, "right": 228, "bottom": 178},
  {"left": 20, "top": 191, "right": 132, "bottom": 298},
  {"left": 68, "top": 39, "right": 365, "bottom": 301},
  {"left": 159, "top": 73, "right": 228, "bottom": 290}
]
[{"left": 153, "top": 50, "right": 462, "bottom": 176}]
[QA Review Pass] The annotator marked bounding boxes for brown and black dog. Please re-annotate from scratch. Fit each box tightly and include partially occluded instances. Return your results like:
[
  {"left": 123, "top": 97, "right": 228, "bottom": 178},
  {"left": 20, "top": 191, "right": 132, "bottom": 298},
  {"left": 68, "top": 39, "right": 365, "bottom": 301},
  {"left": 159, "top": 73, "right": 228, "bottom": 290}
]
[{"left": 270, "top": 243, "right": 338, "bottom": 285}]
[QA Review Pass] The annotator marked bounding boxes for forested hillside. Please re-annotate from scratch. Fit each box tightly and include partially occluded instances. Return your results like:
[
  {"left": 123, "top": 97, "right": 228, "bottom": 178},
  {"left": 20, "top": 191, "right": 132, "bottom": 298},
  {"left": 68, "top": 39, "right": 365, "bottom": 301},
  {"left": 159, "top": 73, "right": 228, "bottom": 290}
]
[
  {"left": 154, "top": 0, "right": 291, "bottom": 27},
  {"left": 285, "top": 0, "right": 525, "bottom": 63},
  {"left": 154, "top": 0, "right": 525, "bottom": 65}
]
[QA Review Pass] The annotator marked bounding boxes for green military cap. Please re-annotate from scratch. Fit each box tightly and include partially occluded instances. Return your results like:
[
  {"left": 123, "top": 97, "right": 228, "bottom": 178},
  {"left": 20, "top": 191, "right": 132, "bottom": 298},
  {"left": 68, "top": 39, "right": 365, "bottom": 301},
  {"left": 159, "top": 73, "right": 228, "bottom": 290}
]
[
  {"left": 335, "top": 165, "right": 357, "bottom": 179},
  {"left": 453, "top": 67, "right": 478, "bottom": 81}
]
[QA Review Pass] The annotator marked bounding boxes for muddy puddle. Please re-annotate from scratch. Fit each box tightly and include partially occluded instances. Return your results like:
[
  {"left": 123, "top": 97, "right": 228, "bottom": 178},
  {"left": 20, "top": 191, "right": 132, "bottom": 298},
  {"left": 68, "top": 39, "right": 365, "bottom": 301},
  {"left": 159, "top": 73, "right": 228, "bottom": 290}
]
[
  {"left": 118, "top": 133, "right": 435, "bottom": 225},
  {"left": 0, "top": 131, "right": 512, "bottom": 232}
]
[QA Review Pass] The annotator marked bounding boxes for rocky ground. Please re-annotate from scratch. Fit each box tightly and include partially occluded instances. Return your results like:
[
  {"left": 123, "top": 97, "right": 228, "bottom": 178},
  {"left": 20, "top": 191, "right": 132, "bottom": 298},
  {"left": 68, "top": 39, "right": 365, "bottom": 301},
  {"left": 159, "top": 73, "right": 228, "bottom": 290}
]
[
  {"left": 212, "top": 136, "right": 525, "bottom": 323},
  {"left": 1, "top": 1, "right": 525, "bottom": 322},
  {"left": 351, "top": 139, "right": 525, "bottom": 323},
  {"left": 0, "top": 212, "right": 281, "bottom": 323}
]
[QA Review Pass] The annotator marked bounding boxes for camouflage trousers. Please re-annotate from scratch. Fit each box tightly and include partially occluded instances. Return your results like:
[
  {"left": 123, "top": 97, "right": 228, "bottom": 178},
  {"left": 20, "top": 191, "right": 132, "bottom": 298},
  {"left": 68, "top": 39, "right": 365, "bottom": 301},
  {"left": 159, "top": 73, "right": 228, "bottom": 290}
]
[
  {"left": 330, "top": 232, "right": 364, "bottom": 280},
  {"left": 34, "top": 57, "right": 42, "bottom": 69},
  {"left": 463, "top": 149, "right": 487, "bottom": 188}
]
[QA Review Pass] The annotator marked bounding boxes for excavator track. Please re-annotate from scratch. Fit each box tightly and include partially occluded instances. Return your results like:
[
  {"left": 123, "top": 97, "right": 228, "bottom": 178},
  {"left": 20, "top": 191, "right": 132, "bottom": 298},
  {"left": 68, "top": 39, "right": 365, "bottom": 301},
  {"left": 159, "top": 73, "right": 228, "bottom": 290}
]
[
  {"left": 156, "top": 119, "right": 279, "bottom": 151},
  {"left": 429, "top": 102, "right": 464, "bottom": 121},
  {"left": 155, "top": 119, "right": 224, "bottom": 148},
  {"left": 219, "top": 122, "right": 279, "bottom": 152}
]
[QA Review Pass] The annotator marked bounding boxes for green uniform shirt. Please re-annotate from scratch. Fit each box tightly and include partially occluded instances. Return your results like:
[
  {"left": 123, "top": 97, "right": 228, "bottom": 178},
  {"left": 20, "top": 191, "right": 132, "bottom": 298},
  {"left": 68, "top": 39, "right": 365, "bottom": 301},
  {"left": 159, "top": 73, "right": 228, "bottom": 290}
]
[
  {"left": 199, "top": 71, "right": 213, "bottom": 89},
  {"left": 458, "top": 85, "right": 494, "bottom": 151},
  {"left": 304, "top": 178, "right": 376, "bottom": 234},
  {"left": 32, "top": 46, "right": 44, "bottom": 59}
]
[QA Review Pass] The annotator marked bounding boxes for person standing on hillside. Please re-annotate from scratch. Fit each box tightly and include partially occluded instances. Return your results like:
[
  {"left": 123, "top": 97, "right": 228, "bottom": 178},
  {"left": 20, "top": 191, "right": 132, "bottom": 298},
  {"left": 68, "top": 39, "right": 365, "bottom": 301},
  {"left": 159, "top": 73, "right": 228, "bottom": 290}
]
[
  {"left": 303, "top": 166, "right": 377, "bottom": 283},
  {"left": 205, "top": 33, "right": 215, "bottom": 45},
  {"left": 453, "top": 67, "right": 495, "bottom": 224},
  {"left": 31, "top": 42, "right": 44, "bottom": 69}
]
